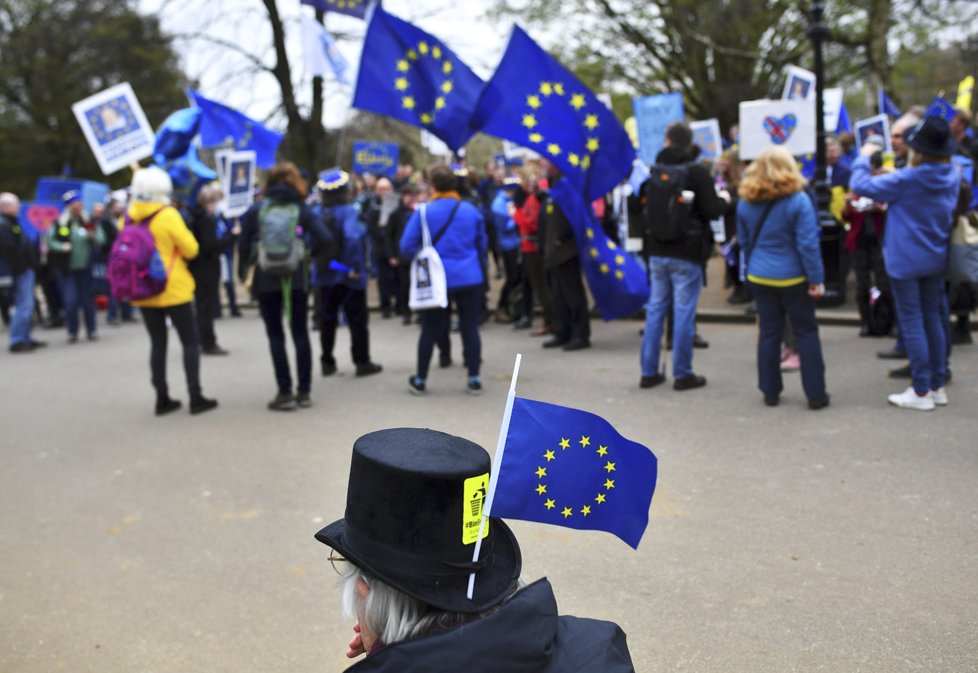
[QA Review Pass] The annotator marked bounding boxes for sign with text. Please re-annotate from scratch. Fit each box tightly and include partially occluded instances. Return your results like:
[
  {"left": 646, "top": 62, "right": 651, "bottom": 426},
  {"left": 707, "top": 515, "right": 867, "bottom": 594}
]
[
  {"left": 224, "top": 150, "right": 257, "bottom": 218},
  {"left": 739, "top": 99, "right": 816, "bottom": 160},
  {"left": 71, "top": 83, "right": 155, "bottom": 175},
  {"left": 632, "top": 92, "right": 684, "bottom": 166},
  {"left": 352, "top": 141, "right": 399, "bottom": 178},
  {"left": 690, "top": 119, "right": 723, "bottom": 160}
]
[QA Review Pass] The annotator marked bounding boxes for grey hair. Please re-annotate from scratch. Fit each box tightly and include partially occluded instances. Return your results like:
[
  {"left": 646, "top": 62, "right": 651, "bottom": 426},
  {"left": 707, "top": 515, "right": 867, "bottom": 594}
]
[
  {"left": 0, "top": 192, "right": 20, "bottom": 210},
  {"left": 131, "top": 166, "right": 172, "bottom": 204},
  {"left": 339, "top": 564, "right": 518, "bottom": 648}
]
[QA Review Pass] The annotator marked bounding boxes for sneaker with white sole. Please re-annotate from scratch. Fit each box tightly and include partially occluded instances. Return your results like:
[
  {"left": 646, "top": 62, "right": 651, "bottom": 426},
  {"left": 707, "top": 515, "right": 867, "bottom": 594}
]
[
  {"left": 887, "top": 387, "right": 935, "bottom": 411},
  {"left": 928, "top": 387, "right": 948, "bottom": 406}
]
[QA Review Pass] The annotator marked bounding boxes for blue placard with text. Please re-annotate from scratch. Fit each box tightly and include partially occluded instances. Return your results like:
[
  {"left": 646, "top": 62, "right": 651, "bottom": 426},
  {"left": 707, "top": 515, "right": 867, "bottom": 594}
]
[
  {"left": 352, "top": 141, "right": 399, "bottom": 178},
  {"left": 632, "top": 92, "right": 685, "bottom": 166}
]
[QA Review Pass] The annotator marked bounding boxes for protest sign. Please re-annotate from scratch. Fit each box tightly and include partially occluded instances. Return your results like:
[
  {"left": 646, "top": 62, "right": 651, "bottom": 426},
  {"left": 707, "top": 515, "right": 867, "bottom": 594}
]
[
  {"left": 739, "top": 99, "right": 816, "bottom": 160},
  {"left": 823, "top": 88, "right": 845, "bottom": 134},
  {"left": 632, "top": 92, "right": 684, "bottom": 166},
  {"left": 782, "top": 66, "right": 816, "bottom": 101},
  {"left": 71, "top": 83, "right": 155, "bottom": 175},
  {"left": 224, "top": 151, "right": 256, "bottom": 218},
  {"left": 352, "top": 141, "right": 399, "bottom": 178},
  {"left": 690, "top": 119, "right": 723, "bottom": 160},
  {"left": 854, "top": 114, "right": 892, "bottom": 153}
]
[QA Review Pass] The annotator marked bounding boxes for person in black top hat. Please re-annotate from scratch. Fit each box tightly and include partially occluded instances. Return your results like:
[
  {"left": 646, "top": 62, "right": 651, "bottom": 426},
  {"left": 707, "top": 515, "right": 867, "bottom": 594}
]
[{"left": 314, "top": 427, "right": 635, "bottom": 672}]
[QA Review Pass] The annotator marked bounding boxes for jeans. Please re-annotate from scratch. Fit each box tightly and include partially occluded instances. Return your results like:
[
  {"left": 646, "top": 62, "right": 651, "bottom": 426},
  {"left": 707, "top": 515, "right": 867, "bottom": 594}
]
[
  {"left": 107, "top": 294, "right": 133, "bottom": 322},
  {"left": 418, "top": 284, "right": 482, "bottom": 379},
  {"left": 141, "top": 302, "right": 201, "bottom": 399},
  {"left": 319, "top": 284, "right": 370, "bottom": 366},
  {"left": 640, "top": 257, "right": 702, "bottom": 379},
  {"left": 258, "top": 289, "right": 311, "bottom": 395},
  {"left": 59, "top": 268, "right": 97, "bottom": 337},
  {"left": 9, "top": 269, "right": 36, "bottom": 346},
  {"left": 890, "top": 275, "right": 946, "bottom": 394},
  {"left": 751, "top": 282, "right": 827, "bottom": 402}
]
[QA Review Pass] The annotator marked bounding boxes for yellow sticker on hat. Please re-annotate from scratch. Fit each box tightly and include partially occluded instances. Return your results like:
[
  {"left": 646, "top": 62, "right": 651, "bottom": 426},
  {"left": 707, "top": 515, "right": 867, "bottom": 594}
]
[{"left": 462, "top": 473, "right": 489, "bottom": 545}]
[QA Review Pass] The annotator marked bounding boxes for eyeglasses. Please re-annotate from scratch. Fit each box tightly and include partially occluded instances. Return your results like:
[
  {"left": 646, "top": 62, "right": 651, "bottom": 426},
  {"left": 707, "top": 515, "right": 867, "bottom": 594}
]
[{"left": 327, "top": 549, "right": 347, "bottom": 575}]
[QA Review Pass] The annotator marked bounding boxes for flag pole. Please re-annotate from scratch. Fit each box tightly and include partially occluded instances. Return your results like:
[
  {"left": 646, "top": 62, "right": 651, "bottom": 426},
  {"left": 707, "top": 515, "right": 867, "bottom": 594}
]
[{"left": 466, "top": 352, "right": 522, "bottom": 600}]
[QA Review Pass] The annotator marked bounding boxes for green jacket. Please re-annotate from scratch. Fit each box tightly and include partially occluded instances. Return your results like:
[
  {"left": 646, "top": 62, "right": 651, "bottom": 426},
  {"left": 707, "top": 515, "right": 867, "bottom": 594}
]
[{"left": 46, "top": 212, "right": 104, "bottom": 271}]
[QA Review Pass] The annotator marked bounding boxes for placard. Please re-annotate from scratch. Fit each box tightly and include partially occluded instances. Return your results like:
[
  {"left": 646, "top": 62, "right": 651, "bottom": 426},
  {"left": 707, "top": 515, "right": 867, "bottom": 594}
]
[
  {"left": 739, "top": 99, "right": 817, "bottom": 160},
  {"left": 854, "top": 114, "right": 892, "bottom": 154},
  {"left": 352, "top": 141, "right": 399, "bottom": 178},
  {"left": 71, "top": 83, "right": 155, "bottom": 175},
  {"left": 632, "top": 92, "right": 685, "bottom": 166},
  {"left": 782, "top": 66, "right": 816, "bottom": 101},
  {"left": 224, "top": 151, "right": 256, "bottom": 218},
  {"left": 690, "top": 119, "right": 723, "bottom": 160}
]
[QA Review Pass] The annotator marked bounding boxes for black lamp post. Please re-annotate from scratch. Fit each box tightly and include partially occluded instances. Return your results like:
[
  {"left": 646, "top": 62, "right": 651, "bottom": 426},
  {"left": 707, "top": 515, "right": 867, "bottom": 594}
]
[{"left": 807, "top": 0, "right": 845, "bottom": 306}]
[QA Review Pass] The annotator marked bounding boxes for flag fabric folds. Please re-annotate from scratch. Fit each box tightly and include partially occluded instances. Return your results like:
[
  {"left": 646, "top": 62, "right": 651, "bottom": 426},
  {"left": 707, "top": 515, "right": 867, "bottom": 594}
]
[
  {"left": 836, "top": 103, "right": 852, "bottom": 134},
  {"left": 925, "top": 96, "right": 957, "bottom": 121},
  {"left": 470, "top": 26, "right": 635, "bottom": 202},
  {"left": 187, "top": 89, "right": 283, "bottom": 168},
  {"left": 878, "top": 87, "right": 902, "bottom": 118},
  {"left": 301, "top": 14, "right": 351, "bottom": 85},
  {"left": 352, "top": 6, "right": 483, "bottom": 152},
  {"left": 548, "top": 177, "right": 648, "bottom": 321},
  {"left": 489, "top": 397, "right": 657, "bottom": 549},
  {"left": 300, "top": 0, "right": 374, "bottom": 19},
  {"left": 957, "top": 75, "right": 974, "bottom": 111}
]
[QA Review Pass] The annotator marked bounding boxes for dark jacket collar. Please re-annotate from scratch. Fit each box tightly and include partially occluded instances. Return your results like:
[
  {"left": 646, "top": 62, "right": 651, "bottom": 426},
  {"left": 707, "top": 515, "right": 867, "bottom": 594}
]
[{"left": 655, "top": 145, "right": 694, "bottom": 166}]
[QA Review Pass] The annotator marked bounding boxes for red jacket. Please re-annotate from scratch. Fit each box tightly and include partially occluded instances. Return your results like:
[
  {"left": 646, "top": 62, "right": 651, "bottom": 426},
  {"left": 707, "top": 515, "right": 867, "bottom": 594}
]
[{"left": 513, "top": 192, "right": 541, "bottom": 254}]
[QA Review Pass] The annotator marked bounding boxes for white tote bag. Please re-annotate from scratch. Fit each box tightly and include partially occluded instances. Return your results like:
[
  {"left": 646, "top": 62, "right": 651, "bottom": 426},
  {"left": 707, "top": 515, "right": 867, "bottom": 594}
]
[{"left": 408, "top": 204, "right": 449, "bottom": 311}]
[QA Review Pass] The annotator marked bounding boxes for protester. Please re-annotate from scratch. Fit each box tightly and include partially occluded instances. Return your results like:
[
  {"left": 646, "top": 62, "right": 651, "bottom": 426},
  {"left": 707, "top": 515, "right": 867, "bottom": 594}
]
[
  {"left": 736, "top": 146, "right": 828, "bottom": 409},
  {"left": 716, "top": 148, "right": 751, "bottom": 305},
  {"left": 46, "top": 190, "right": 103, "bottom": 342},
  {"left": 314, "top": 427, "right": 636, "bottom": 672},
  {"left": 188, "top": 184, "right": 235, "bottom": 355},
  {"left": 400, "top": 163, "right": 487, "bottom": 395},
  {"left": 491, "top": 176, "right": 524, "bottom": 324},
  {"left": 99, "top": 191, "right": 135, "bottom": 325},
  {"left": 540, "top": 160, "right": 590, "bottom": 351},
  {"left": 639, "top": 122, "right": 728, "bottom": 389},
  {"left": 0, "top": 192, "right": 45, "bottom": 353},
  {"left": 316, "top": 169, "right": 383, "bottom": 379},
  {"left": 387, "top": 183, "right": 421, "bottom": 325},
  {"left": 127, "top": 167, "right": 217, "bottom": 415},
  {"left": 849, "top": 116, "right": 960, "bottom": 410},
  {"left": 362, "top": 176, "right": 400, "bottom": 319},
  {"left": 512, "top": 173, "right": 554, "bottom": 336}
]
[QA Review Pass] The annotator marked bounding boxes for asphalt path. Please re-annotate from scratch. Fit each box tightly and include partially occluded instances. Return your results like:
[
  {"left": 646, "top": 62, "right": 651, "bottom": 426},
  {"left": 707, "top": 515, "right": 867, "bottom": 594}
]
[{"left": 1, "top": 309, "right": 976, "bottom": 672}]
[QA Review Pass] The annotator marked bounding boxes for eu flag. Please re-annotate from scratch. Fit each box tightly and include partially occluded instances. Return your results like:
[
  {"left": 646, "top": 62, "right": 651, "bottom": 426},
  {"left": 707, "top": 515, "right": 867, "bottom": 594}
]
[
  {"left": 878, "top": 87, "right": 902, "bottom": 118},
  {"left": 925, "top": 95, "right": 957, "bottom": 121},
  {"left": 470, "top": 26, "right": 635, "bottom": 202},
  {"left": 490, "top": 397, "right": 657, "bottom": 549},
  {"left": 300, "top": 0, "right": 375, "bottom": 19},
  {"left": 352, "top": 6, "right": 483, "bottom": 152},
  {"left": 796, "top": 153, "right": 816, "bottom": 181},
  {"left": 548, "top": 177, "right": 648, "bottom": 321},
  {"left": 187, "top": 89, "right": 284, "bottom": 168}
]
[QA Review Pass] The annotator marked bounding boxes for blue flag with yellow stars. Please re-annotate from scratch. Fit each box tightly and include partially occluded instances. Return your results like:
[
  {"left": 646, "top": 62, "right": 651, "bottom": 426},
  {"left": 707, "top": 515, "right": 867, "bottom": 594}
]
[
  {"left": 470, "top": 26, "right": 635, "bottom": 202},
  {"left": 796, "top": 153, "right": 816, "bottom": 182},
  {"left": 925, "top": 95, "right": 957, "bottom": 121},
  {"left": 490, "top": 397, "right": 657, "bottom": 549},
  {"left": 548, "top": 177, "right": 649, "bottom": 321},
  {"left": 352, "top": 6, "right": 483, "bottom": 152},
  {"left": 301, "top": 0, "right": 375, "bottom": 19},
  {"left": 187, "top": 89, "right": 283, "bottom": 168}
]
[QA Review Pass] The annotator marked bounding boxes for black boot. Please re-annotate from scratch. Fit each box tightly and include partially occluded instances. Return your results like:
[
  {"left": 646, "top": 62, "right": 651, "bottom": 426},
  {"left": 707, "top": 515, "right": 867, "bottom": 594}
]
[
  {"left": 155, "top": 396, "right": 182, "bottom": 416},
  {"left": 190, "top": 393, "right": 218, "bottom": 415}
]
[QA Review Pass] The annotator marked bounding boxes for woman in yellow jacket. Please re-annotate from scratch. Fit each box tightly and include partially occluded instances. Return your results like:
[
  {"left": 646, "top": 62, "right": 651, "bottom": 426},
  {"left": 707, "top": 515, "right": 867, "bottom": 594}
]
[{"left": 129, "top": 167, "right": 217, "bottom": 415}]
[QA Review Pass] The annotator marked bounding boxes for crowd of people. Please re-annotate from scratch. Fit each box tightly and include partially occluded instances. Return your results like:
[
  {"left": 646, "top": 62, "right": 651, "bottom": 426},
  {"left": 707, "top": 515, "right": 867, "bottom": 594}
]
[{"left": 1, "top": 105, "right": 975, "bottom": 414}]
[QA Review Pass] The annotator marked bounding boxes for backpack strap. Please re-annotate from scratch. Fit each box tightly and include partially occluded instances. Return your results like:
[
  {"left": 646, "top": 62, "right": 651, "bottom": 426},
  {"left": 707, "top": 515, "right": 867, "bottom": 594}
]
[
  {"left": 744, "top": 201, "right": 776, "bottom": 274},
  {"left": 430, "top": 200, "right": 464, "bottom": 246}
]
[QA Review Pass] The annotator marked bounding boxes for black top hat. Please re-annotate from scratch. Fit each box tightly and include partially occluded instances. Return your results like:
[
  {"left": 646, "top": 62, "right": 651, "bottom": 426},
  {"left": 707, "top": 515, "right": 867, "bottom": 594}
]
[
  {"left": 315, "top": 428, "right": 522, "bottom": 614},
  {"left": 904, "top": 116, "right": 956, "bottom": 157}
]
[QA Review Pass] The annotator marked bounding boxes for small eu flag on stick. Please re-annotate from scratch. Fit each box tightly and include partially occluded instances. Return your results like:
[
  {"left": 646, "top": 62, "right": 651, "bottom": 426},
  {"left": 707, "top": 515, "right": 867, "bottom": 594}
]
[{"left": 467, "top": 355, "right": 658, "bottom": 599}]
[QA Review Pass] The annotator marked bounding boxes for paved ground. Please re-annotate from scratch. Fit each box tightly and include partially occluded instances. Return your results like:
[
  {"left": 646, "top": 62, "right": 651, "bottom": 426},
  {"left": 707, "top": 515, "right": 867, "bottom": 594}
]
[{"left": 1, "top": 300, "right": 976, "bottom": 672}]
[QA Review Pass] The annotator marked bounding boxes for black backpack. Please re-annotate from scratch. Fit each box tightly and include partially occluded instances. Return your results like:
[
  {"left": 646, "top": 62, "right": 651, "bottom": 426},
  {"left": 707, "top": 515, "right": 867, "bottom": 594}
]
[{"left": 641, "top": 163, "right": 695, "bottom": 243}]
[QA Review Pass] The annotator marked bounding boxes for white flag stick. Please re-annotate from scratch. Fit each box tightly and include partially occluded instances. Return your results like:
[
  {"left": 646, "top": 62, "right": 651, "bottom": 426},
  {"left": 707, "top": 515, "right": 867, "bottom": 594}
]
[{"left": 466, "top": 353, "right": 522, "bottom": 601}]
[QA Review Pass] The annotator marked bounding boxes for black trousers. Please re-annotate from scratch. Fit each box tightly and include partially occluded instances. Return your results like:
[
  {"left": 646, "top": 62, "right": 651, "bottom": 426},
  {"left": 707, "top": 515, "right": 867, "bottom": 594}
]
[
  {"left": 141, "top": 302, "right": 201, "bottom": 399},
  {"left": 319, "top": 284, "right": 371, "bottom": 366},
  {"left": 548, "top": 257, "right": 590, "bottom": 343},
  {"left": 194, "top": 278, "right": 220, "bottom": 349},
  {"left": 257, "top": 289, "right": 311, "bottom": 395}
]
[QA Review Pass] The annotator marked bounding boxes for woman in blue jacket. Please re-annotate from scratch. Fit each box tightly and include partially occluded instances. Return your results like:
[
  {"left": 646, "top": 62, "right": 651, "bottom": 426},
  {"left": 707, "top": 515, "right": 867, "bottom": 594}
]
[
  {"left": 849, "top": 116, "right": 960, "bottom": 411},
  {"left": 400, "top": 164, "right": 488, "bottom": 395},
  {"left": 737, "top": 146, "right": 828, "bottom": 410}
]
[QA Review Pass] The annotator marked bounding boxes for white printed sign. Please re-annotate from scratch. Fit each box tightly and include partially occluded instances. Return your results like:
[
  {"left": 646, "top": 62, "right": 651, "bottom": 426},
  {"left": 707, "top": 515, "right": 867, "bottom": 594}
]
[
  {"left": 71, "top": 83, "right": 155, "bottom": 175},
  {"left": 739, "top": 99, "right": 817, "bottom": 160}
]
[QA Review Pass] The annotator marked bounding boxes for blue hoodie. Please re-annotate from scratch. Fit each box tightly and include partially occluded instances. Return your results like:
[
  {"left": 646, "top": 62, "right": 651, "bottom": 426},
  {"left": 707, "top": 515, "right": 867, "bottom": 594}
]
[
  {"left": 849, "top": 155, "right": 960, "bottom": 279},
  {"left": 318, "top": 203, "right": 367, "bottom": 290},
  {"left": 491, "top": 189, "right": 520, "bottom": 252},
  {"left": 736, "top": 190, "right": 824, "bottom": 285},
  {"left": 400, "top": 197, "right": 487, "bottom": 290}
]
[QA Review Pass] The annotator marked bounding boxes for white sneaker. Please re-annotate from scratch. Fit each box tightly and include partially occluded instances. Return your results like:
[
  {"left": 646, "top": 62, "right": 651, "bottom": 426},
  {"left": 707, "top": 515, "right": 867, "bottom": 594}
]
[
  {"left": 929, "top": 387, "right": 949, "bottom": 406},
  {"left": 888, "top": 387, "right": 935, "bottom": 411}
]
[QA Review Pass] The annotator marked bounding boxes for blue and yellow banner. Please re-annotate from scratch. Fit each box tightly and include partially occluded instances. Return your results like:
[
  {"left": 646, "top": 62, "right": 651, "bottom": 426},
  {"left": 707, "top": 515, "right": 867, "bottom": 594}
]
[
  {"left": 353, "top": 6, "right": 483, "bottom": 152},
  {"left": 352, "top": 141, "right": 399, "bottom": 178},
  {"left": 187, "top": 89, "right": 283, "bottom": 168},
  {"left": 490, "top": 397, "right": 657, "bottom": 549},
  {"left": 300, "top": 0, "right": 374, "bottom": 19},
  {"left": 925, "top": 95, "right": 957, "bottom": 121},
  {"left": 470, "top": 26, "right": 635, "bottom": 202}
]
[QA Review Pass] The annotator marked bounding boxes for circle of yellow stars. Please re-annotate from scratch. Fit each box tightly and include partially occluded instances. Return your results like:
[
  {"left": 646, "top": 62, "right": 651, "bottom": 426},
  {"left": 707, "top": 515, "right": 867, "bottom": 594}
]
[
  {"left": 328, "top": 0, "right": 363, "bottom": 9},
  {"left": 584, "top": 225, "right": 629, "bottom": 282},
  {"left": 533, "top": 434, "right": 618, "bottom": 519},
  {"left": 521, "top": 80, "right": 601, "bottom": 171},
  {"left": 394, "top": 39, "right": 454, "bottom": 127}
]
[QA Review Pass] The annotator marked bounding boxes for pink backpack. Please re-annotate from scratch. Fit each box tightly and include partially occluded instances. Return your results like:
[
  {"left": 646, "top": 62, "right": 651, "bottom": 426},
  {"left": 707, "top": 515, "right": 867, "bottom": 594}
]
[{"left": 107, "top": 209, "right": 174, "bottom": 302}]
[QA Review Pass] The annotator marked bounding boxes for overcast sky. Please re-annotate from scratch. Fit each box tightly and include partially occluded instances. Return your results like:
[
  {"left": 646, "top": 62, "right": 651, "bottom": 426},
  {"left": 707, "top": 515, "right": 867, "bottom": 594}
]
[{"left": 139, "top": 0, "right": 515, "bottom": 129}]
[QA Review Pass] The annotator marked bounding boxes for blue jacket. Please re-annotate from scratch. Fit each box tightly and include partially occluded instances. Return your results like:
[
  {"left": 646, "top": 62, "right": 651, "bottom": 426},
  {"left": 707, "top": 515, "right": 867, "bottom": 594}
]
[
  {"left": 318, "top": 203, "right": 368, "bottom": 290},
  {"left": 849, "top": 156, "right": 960, "bottom": 279},
  {"left": 736, "top": 190, "right": 824, "bottom": 284},
  {"left": 400, "top": 197, "right": 487, "bottom": 290},
  {"left": 491, "top": 190, "right": 520, "bottom": 252}
]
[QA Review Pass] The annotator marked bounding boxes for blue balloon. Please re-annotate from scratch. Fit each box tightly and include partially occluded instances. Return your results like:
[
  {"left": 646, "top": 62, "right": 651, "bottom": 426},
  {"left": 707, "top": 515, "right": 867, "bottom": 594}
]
[
  {"left": 161, "top": 143, "right": 217, "bottom": 205},
  {"left": 153, "top": 108, "right": 201, "bottom": 164}
]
